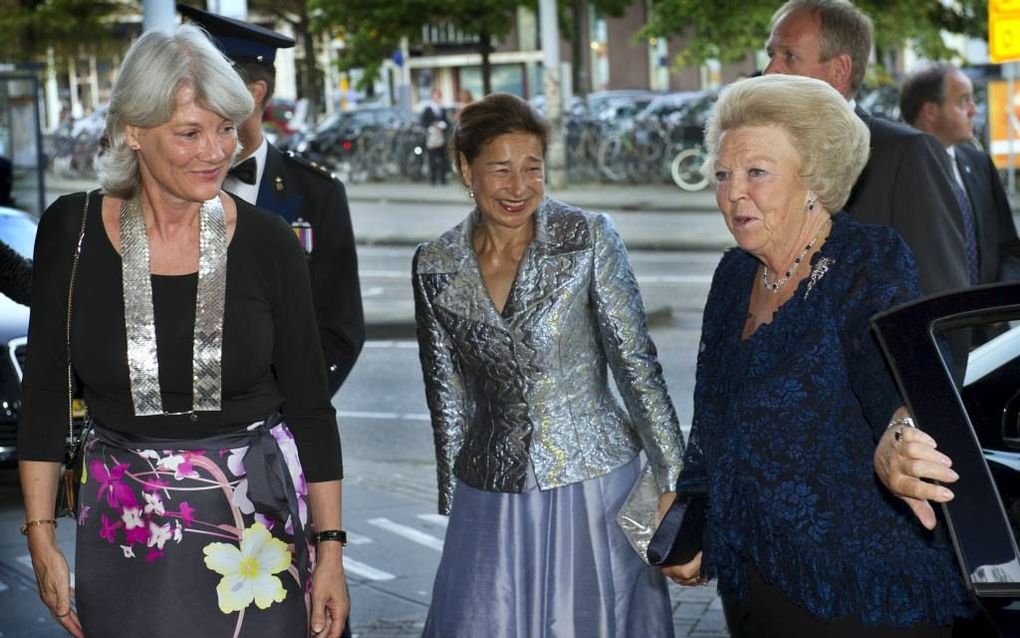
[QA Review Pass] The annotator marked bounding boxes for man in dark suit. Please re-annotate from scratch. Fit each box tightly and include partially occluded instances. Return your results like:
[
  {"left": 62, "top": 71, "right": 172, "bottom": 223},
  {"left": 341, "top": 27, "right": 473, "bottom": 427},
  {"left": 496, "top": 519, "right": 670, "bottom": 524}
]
[
  {"left": 900, "top": 62, "right": 1020, "bottom": 288},
  {"left": 764, "top": 0, "right": 969, "bottom": 300},
  {"left": 178, "top": 5, "right": 364, "bottom": 397}
]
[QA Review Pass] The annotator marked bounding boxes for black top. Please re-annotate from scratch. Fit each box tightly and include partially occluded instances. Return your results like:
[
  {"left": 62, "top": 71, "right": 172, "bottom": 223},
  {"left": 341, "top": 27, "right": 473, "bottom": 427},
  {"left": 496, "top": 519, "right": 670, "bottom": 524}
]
[{"left": 18, "top": 191, "right": 341, "bottom": 482}]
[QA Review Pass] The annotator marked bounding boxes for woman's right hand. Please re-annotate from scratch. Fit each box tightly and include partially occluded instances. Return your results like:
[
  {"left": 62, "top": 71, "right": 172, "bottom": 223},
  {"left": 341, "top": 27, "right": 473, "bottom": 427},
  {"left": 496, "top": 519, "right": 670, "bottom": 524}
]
[
  {"left": 662, "top": 551, "right": 704, "bottom": 586},
  {"left": 26, "top": 528, "right": 83, "bottom": 638}
]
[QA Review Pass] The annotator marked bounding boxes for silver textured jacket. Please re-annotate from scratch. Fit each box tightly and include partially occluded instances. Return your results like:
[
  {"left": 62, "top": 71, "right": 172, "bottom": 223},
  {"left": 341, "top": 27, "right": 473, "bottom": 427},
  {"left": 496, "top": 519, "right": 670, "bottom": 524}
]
[{"left": 413, "top": 198, "right": 683, "bottom": 514}]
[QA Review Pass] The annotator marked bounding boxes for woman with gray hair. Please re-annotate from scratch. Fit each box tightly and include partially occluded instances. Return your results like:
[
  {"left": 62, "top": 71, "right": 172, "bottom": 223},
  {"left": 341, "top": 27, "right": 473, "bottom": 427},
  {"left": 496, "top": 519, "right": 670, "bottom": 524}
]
[
  {"left": 18, "top": 25, "right": 348, "bottom": 638},
  {"left": 664, "top": 74, "right": 975, "bottom": 636}
]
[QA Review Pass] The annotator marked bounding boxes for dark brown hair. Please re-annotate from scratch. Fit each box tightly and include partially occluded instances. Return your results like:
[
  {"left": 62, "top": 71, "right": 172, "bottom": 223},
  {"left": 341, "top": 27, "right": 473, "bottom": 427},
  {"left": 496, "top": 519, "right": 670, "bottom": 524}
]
[
  {"left": 899, "top": 62, "right": 956, "bottom": 126},
  {"left": 451, "top": 93, "right": 549, "bottom": 167}
]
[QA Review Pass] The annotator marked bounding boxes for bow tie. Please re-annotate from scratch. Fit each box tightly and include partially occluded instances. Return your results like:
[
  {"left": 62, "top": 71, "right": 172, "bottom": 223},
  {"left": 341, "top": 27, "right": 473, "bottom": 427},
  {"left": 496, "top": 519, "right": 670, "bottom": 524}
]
[{"left": 228, "top": 157, "right": 257, "bottom": 185}]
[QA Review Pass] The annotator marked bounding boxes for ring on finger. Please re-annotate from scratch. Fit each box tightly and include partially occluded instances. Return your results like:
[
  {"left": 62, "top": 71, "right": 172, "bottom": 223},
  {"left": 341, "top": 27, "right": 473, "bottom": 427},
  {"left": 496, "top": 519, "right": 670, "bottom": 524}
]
[
  {"left": 893, "top": 428, "right": 905, "bottom": 443},
  {"left": 52, "top": 610, "right": 71, "bottom": 619}
]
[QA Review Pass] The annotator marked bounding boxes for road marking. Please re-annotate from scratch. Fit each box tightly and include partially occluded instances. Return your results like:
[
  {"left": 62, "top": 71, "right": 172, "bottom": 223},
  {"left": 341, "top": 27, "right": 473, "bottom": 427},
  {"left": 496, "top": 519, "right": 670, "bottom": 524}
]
[
  {"left": 364, "top": 341, "right": 418, "bottom": 349},
  {"left": 342, "top": 556, "right": 395, "bottom": 581},
  {"left": 339, "top": 410, "right": 430, "bottom": 421},
  {"left": 367, "top": 517, "right": 445, "bottom": 551},
  {"left": 416, "top": 513, "right": 449, "bottom": 528},
  {"left": 345, "top": 531, "right": 373, "bottom": 545},
  {"left": 340, "top": 410, "right": 400, "bottom": 419}
]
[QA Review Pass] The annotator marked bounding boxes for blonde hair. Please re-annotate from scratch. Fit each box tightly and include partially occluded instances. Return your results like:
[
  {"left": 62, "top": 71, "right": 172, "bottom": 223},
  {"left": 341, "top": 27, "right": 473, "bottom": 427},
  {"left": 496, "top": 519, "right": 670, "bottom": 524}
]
[
  {"left": 98, "top": 24, "right": 254, "bottom": 198},
  {"left": 704, "top": 74, "right": 869, "bottom": 213}
]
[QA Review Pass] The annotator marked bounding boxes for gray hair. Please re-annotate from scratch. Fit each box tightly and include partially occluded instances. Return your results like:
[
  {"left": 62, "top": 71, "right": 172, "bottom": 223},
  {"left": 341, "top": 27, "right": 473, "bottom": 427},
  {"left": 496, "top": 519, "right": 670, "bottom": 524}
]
[
  {"left": 98, "top": 24, "right": 254, "bottom": 198},
  {"left": 771, "top": 0, "right": 873, "bottom": 95},
  {"left": 704, "top": 74, "right": 870, "bottom": 213}
]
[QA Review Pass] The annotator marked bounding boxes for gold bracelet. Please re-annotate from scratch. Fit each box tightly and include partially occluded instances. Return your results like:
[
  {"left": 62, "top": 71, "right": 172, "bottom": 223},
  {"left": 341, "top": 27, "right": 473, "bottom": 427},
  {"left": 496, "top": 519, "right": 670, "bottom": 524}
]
[{"left": 20, "top": 519, "right": 57, "bottom": 536}]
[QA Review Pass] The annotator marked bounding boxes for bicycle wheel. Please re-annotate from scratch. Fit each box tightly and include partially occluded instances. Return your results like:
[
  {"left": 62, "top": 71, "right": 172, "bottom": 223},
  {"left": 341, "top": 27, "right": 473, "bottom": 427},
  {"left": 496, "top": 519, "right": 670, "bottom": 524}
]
[{"left": 671, "top": 147, "right": 709, "bottom": 191}]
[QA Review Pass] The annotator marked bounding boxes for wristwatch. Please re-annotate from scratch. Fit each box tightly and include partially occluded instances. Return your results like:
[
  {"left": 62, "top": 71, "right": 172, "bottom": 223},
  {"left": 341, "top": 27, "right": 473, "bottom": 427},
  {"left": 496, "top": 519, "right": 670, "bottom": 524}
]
[{"left": 313, "top": 529, "right": 348, "bottom": 545}]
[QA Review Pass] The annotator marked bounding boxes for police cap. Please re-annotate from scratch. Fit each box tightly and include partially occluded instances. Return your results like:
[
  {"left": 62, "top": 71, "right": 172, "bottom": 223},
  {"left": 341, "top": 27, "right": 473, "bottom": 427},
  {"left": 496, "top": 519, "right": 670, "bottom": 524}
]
[{"left": 177, "top": 4, "right": 294, "bottom": 66}]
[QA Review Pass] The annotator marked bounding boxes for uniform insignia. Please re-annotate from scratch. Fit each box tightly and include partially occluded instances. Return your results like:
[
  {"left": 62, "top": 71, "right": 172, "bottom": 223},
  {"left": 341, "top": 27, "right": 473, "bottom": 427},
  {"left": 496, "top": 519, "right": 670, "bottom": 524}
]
[
  {"left": 292, "top": 218, "right": 314, "bottom": 254},
  {"left": 275, "top": 176, "right": 284, "bottom": 192}
]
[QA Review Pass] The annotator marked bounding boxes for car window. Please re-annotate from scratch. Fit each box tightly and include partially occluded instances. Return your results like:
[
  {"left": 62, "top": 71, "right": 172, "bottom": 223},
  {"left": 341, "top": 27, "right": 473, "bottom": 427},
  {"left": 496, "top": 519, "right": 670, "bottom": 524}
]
[{"left": 0, "top": 213, "right": 37, "bottom": 259}]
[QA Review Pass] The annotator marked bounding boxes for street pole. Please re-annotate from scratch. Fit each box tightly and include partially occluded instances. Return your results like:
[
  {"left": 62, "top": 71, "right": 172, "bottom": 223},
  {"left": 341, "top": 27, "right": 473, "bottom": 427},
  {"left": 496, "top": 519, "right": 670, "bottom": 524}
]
[{"left": 540, "top": 0, "right": 566, "bottom": 190}]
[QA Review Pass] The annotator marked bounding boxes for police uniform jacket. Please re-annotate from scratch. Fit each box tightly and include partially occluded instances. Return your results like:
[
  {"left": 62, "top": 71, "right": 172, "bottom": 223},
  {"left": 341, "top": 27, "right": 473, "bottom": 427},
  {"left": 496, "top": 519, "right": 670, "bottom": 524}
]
[
  {"left": 413, "top": 198, "right": 684, "bottom": 514},
  {"left": 257, "top": 144, "right": 364, "bottom": 394}
]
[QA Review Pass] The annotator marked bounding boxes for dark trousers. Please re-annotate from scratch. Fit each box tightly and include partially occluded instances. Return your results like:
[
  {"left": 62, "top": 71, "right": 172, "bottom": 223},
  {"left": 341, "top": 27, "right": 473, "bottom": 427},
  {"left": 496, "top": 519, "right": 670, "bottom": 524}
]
[
  {"left": 427, "top": 147, "right": 446, "bottom": 185},
  {"left": 722, "top": 564, "right": 953, "bottom": 638}
]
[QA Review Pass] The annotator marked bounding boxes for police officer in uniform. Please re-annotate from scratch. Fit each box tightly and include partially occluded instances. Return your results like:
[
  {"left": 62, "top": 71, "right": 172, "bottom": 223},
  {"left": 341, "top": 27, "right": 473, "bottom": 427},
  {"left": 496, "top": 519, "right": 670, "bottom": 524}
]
[{"left": 179, "top": 5, "right": 365, "bottom": 397}]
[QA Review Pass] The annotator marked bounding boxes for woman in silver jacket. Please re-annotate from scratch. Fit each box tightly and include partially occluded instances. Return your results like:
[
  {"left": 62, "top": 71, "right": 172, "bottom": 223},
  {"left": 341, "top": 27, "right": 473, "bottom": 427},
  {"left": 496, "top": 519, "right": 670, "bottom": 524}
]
[{"left": 413, "top": 92, "right": 685, "bottom": 636}]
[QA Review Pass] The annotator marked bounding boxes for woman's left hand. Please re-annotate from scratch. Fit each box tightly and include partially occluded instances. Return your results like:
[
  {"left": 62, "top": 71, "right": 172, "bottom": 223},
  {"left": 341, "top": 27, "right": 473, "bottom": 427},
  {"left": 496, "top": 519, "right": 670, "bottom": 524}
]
[
  {"left": 874, "top": 422, "right": 957, "bottom": 530},
  {"left": 309, "top": 542, "right": 349, "bottom": 637}
]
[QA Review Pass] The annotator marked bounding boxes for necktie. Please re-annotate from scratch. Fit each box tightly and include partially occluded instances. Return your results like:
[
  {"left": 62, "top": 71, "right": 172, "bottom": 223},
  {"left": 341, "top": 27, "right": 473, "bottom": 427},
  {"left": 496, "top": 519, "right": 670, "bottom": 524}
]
[
  {"left": 948, "top": 163, "right": 980, "bottom": 285},
  {"left": 228, "top": 156, "right": 257, "bottom": 185}
]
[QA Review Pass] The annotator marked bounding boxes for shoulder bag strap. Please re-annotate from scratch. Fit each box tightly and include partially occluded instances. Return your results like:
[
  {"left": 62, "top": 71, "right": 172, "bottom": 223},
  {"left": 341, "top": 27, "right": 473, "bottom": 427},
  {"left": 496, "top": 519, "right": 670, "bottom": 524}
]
[{"left": 65, "top": 191, "right": 89, "bottom": 446}]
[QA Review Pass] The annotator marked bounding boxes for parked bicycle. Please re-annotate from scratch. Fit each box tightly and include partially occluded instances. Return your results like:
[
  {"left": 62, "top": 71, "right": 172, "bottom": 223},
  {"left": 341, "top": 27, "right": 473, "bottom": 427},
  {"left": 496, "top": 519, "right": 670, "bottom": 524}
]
[{"left": 670, "top": 144, "right": 709, "bottom": 191}]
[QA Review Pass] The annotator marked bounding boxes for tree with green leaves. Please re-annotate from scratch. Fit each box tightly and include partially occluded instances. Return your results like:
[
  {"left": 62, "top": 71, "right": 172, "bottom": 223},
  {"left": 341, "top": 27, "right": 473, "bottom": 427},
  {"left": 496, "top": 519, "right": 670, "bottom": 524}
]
[
  {"left": 312, "top": 0, "right": 534, "bottom": 96},
  {"left": 0, "top": 0, "right": 134, "bottom": 66},
  {"left": 243, "top": 0, "right": 327, "bottom": 120},
  {"left": 641, "top": 0, "right": 988, "bottom": 84}
]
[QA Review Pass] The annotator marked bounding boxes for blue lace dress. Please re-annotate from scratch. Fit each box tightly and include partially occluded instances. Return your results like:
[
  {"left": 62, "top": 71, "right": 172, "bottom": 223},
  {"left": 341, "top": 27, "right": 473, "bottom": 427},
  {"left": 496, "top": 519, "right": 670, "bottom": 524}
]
[{"left": 679, "top": 213, "right": 974, "bottom": 628}]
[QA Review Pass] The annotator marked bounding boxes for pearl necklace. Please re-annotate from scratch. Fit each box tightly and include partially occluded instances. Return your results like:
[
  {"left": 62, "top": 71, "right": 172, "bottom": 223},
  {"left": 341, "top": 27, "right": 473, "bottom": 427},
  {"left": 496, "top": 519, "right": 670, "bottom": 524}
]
[{"left": 761, "top": 219, "right": 831, "bottom": 294}]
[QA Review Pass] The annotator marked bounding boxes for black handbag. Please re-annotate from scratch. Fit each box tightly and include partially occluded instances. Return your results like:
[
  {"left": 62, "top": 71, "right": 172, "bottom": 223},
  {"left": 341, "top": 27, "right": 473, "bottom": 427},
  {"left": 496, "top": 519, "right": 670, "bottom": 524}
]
[
  {"left": 54, "top": 191, "right": 90, "bottom": 518},
  {"left": 646, "top": 490, "right": 708, "bottom": 566}
]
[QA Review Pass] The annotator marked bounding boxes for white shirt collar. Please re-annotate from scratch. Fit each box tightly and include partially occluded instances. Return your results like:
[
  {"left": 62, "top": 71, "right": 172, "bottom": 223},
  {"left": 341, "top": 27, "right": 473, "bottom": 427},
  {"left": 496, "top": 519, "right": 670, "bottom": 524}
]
[{"left": 223, "top": 137, "right": 269, "bottom": 205}]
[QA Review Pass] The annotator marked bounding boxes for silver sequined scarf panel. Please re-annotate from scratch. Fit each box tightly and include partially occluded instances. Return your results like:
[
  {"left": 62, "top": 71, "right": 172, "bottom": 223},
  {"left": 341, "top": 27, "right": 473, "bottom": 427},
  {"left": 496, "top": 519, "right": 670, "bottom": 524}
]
[{"left": 120, "top": 196, "right": 226, "bottom": 416}]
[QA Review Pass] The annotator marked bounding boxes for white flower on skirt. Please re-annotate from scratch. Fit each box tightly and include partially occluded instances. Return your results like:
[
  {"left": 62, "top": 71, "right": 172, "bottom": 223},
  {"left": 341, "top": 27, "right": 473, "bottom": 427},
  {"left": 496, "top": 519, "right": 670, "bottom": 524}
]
[
  {"left": 121, "top": 507, "right": 144, "bottom": 530},
  {"left": 148, "top": 521, "right": 172, "bottom": 550},
  {"left": 202, "top": 522, "right": 291, "bottom": 614},
  {"left": 143, "top": 491, "right": 165, "bottom": 516}
]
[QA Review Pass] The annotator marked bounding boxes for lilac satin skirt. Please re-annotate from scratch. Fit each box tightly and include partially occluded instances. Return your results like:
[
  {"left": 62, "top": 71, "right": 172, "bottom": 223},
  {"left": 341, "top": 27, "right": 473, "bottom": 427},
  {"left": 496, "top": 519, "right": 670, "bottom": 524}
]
[
  {"left": 74, "top": 418, "right": 313, "bottom": 637},
  {"left": 423, "top": 456, "right": 675, "bottom": 637}
]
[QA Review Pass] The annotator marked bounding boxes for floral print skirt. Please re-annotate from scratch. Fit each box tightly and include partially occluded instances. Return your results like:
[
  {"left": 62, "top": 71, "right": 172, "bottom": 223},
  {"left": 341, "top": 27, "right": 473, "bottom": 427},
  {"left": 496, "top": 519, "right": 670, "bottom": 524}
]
[{"left": 74, "top": 416, "right": 313, "bottom": 637}]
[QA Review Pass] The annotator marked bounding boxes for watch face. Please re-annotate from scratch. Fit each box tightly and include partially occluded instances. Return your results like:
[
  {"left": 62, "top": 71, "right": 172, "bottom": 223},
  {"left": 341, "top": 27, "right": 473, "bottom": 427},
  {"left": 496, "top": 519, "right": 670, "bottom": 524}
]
[{"left": 872, "top": 282, "right": 1020, "bottom": 619}]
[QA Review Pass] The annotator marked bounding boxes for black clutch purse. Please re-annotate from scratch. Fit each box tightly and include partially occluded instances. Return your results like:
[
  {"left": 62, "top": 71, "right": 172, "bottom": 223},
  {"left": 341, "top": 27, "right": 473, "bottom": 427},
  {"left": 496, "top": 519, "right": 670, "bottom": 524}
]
[{"left": 646, "top": 491, "right": 708, "bottom": 566}]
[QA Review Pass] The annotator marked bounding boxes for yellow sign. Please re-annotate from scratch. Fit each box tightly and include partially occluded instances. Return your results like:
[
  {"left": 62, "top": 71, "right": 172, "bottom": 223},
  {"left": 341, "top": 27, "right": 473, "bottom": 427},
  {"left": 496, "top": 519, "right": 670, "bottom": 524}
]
[
  {"left": 990, "top": 15, "right": 1020, "bottom": 62},
  {"left": 993, "top": 0, "right": 1020, "bottom": 12},
  {"left": 986, "top": 81, "right": 1020, "bottom": 168}
]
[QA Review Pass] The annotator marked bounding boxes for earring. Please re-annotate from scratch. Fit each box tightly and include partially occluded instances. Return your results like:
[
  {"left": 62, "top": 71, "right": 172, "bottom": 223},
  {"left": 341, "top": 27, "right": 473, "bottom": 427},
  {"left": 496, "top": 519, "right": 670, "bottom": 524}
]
[
  {"left": 469, "top": 189, "right": 475, "bottom": 199},
  {"left": 806, "top": 196, "right": 816, "bottom": 212}
]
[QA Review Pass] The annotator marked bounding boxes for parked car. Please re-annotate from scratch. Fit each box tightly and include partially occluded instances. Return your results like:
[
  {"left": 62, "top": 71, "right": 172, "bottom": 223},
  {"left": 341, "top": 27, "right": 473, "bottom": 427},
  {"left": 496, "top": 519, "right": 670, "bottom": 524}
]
[
  {"left": 288, "top": 106, "right": 424, "bottom": 183},
  {"left": 0, "top": 206, "right": 35, "bottom": 465},
  {"left": 262, "top": 98, "right": 299, "bottom": 143}
]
